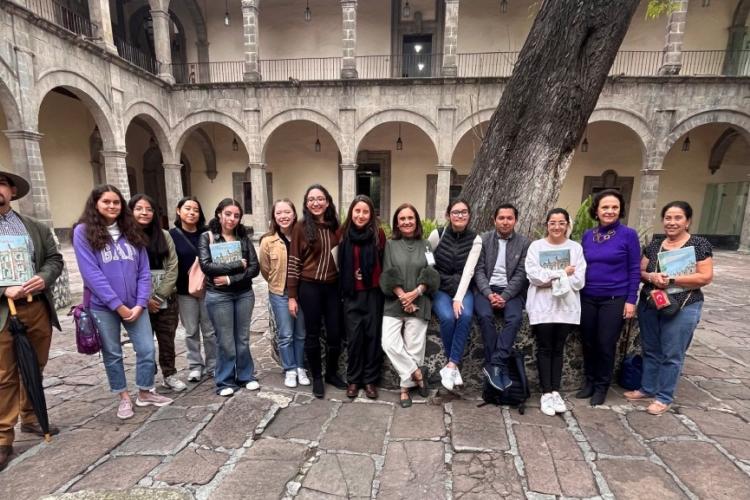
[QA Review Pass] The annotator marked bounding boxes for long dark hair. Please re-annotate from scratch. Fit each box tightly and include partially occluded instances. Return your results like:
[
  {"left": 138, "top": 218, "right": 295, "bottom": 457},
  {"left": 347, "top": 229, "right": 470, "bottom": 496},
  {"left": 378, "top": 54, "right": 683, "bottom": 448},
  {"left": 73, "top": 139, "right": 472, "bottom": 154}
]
[
  {"left": 128, "top": 194, "right": 169, "bottom": 267},
  {"left": 76, "top": 184, "right": 147, "bottom": 250},
  {"left": 173, "top": 196, "right": 207, "bottom": 231},
  {"left": 262, "top": 198, "right": 298, "bottom": 242},
  {"left": 340, "top": 195, "right": 380, "bottom": 245},
  {"left": 208, "top": 198, "right": 249, "bottom": 238},
  {"left": 391, "top": 203, "right": 423, "bottom": 240},
  {"left": 301, "top": 184, "right": 339, "bottom": 243}
]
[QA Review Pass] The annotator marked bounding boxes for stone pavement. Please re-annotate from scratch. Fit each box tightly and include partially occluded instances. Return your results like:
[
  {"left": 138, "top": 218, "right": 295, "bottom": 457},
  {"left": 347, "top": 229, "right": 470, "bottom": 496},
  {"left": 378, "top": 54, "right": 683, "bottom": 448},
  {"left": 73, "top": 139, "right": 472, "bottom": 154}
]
[{"left": 1, "top": 247, "right": 749, "bottom": 499}]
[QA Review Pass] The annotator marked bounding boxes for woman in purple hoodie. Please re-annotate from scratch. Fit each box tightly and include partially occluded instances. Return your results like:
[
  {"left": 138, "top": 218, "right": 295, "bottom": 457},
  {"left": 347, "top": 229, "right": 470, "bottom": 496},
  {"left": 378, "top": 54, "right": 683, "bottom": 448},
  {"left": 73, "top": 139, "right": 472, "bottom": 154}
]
[{"left": 73, "top": 185, "right": 173, "bottom": 420}]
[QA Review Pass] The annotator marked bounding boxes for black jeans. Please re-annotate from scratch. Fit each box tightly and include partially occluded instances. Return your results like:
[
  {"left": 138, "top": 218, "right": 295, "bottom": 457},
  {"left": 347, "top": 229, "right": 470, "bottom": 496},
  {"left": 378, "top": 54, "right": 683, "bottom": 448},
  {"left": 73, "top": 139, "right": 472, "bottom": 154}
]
[
  {"left": 533, "top": 323, "right": 572, "bottom": 393},
  {"left": 474, "top": 286, "right": 524, "bottom": 368},
  {"left": 343, "top": 288, "right": 384, "bottom": 385},
  {"left": 579, "top": 295, "right": 627, "bottom": 391},
  {"left": 298, "top": 281, "right": 342, "bottom": 379}
]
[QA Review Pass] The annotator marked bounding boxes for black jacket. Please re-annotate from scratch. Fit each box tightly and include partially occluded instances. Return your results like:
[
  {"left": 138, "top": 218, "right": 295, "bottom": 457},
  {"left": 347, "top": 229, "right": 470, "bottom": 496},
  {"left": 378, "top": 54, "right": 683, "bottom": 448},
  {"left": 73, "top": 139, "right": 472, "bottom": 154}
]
[{"left": 198, "top": 230, "right": 259, "bottom": 294}]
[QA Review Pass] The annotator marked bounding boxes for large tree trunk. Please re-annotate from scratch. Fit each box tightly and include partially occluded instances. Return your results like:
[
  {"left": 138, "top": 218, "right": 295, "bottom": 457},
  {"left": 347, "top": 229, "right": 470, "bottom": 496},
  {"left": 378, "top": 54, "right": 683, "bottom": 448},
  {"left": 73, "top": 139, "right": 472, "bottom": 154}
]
[{"left": 461, "top": 0, "right": 640, "bottom": 235}]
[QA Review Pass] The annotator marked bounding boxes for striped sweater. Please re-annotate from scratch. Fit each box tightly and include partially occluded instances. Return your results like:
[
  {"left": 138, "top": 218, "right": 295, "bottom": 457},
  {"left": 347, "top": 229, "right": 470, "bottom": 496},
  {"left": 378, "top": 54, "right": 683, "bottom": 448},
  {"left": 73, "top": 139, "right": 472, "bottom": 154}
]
[{"left": 287, "top": 220, "right": 340, "bottom": 298}]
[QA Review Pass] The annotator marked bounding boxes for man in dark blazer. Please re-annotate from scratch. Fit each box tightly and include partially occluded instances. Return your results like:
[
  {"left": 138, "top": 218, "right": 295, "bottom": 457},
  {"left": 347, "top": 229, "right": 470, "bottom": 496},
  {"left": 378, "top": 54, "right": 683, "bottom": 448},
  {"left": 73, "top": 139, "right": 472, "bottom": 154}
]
[
  {"left": 0, "top": 170, "right": 63, "bottom": 471},
  {"left": 473, "top": 203, "right": 530, "bottom": 390}
]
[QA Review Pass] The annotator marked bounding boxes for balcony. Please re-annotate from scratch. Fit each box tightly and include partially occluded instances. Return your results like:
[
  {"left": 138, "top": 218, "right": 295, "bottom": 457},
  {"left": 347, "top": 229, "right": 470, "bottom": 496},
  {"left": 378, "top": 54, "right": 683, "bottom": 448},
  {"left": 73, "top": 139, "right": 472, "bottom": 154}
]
[{"left": 25, "top": 0, "right": 93, "bottom": 38}]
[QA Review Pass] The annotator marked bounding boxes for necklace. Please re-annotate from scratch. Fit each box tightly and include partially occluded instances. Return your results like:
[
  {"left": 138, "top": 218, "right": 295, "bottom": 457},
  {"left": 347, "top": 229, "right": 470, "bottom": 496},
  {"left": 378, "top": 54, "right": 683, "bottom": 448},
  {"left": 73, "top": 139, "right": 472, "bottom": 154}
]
[{"left": 593, "top": 227, "right": 616, "bottom": 243}]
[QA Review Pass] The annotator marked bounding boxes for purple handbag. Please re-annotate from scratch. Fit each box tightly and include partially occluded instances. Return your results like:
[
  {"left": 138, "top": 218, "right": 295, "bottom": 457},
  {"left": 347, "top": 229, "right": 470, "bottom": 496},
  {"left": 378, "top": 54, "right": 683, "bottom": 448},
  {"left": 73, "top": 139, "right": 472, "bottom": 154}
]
[{"left": 69, "top": 289, "right": 102, "bottom": 355}]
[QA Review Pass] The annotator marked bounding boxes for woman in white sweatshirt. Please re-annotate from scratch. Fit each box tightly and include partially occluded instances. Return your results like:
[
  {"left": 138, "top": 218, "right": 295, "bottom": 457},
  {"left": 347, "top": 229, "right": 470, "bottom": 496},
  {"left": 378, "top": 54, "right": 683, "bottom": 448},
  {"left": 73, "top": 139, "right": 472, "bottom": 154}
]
[{"left": 525, "top": 208, "right": 586, "bottom": 417}]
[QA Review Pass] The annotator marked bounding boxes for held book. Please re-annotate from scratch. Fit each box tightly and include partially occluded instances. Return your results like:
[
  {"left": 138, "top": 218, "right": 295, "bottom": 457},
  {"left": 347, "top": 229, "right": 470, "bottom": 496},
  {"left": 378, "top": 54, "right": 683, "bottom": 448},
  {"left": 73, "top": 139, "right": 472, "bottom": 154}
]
[
  {"left": 657, "top": 246, "right": 696, "bottom": 294},
  {"left": 210, "top": 240, "right": 242, "bottom": 265},
  {"left": 150, "top": 269, "right": 168, "bottom": 309},
  {"left": 0, "top": 235, "right": 34, "bottom": 286},
  {"left": 539, "top": 248, "right": 570, "bottom": 271}
]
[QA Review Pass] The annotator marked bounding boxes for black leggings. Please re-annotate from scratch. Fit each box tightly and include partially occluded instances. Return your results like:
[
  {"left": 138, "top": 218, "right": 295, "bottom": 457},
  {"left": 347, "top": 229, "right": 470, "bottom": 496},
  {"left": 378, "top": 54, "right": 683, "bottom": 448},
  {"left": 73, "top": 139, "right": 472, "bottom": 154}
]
[
  {"left": 298, "top": 281, "right": 341, "bottom": 379},
  {"left": 579, "top": 295, "right": 626, "bottom": 391},
  {"left": 533, "top": 323, "right": 572, "bottom": 393}
]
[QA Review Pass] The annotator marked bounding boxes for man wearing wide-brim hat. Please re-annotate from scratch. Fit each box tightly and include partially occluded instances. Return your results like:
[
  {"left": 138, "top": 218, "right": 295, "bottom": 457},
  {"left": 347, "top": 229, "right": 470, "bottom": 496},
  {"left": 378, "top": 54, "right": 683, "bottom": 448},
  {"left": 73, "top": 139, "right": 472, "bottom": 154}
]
[{"left": 0, "top": 169, "right": 63, "bottom": 471}]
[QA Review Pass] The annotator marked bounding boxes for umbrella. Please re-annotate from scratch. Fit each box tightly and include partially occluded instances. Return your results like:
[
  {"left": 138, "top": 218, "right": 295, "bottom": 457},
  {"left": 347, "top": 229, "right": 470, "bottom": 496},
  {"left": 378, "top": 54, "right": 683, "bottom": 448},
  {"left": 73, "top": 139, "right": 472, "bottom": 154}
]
[{"left": 7, "top": 297, "right": 52, "bottom": 443}]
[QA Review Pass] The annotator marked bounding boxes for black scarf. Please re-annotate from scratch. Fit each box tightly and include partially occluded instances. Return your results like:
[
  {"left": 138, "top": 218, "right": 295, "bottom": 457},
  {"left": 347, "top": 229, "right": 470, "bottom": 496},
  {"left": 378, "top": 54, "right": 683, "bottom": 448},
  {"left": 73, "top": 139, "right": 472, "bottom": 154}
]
[{"left": 339, "top": 225, "right": 377, "bottom": 296}]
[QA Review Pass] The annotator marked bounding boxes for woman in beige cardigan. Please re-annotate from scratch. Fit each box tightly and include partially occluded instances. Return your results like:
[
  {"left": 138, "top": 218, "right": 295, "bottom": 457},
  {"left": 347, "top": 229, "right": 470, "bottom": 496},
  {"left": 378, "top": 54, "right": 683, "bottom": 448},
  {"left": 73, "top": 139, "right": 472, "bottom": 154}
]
[{"left": 259, "top": 199, "right": 309, "bottom": 388}]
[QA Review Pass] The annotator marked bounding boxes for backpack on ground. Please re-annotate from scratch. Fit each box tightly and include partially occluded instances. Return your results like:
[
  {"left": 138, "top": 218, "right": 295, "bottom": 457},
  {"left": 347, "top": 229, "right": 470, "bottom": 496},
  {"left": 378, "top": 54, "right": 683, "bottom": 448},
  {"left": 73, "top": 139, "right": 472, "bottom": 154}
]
[{"left": 479, "top": 349, "right": 530, "bottom": 414}]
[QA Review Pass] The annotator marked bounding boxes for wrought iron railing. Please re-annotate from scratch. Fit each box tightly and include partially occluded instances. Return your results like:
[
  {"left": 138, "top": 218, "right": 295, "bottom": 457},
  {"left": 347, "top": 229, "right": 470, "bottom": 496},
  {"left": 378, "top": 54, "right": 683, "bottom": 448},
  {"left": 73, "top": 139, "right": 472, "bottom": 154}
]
[
  {"left": 168, "top": 62, "right": 245, "bottom": 84},
  {"left": 114, "top": 38, "right": 158, "bottom": 75},
  {"left": 358, "top": 53, "right": 443, "bottom": 79},
  {"left": 259, "top": 57, "right": 342, "bottom": 82},
  {"left": 169, "top": 50, "right": 750, "bottom": 84},
  {"left": 25, "top": 0, "right": 93, "bottom": 37}
]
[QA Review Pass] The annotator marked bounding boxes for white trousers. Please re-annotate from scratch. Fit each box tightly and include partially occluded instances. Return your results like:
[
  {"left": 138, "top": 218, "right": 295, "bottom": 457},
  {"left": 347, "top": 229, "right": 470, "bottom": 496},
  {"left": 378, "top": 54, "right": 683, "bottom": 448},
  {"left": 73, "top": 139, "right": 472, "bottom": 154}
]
[{"left": 381, "top": 315, "right": 428, "bottom": 388}]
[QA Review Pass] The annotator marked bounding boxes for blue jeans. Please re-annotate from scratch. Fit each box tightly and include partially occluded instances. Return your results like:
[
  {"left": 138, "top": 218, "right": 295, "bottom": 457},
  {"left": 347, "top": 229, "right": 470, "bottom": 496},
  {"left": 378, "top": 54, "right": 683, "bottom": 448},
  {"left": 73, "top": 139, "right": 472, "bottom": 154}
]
[
  {"left": 432, "top": 290, "right": 474, "bottom": 364},
  {"left": 269, "top": 292, "right": 306, "bottom": 371},
  {"left": 91, "top": 308, "right": 155, "bottom": 393},
  {"left": 205, "top": 290, "right": 256, "bottom": 392},
  {"left": 638, "top": 300, "right": 703, "bottom": 405}
]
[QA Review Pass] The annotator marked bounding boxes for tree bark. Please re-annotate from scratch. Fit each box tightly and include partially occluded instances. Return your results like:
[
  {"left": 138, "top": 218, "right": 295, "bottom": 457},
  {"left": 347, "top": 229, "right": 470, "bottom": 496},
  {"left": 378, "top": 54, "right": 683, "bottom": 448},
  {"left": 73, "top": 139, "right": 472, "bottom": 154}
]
[{"left": 461, "top": 0, "right": 640, "bottom": 235}]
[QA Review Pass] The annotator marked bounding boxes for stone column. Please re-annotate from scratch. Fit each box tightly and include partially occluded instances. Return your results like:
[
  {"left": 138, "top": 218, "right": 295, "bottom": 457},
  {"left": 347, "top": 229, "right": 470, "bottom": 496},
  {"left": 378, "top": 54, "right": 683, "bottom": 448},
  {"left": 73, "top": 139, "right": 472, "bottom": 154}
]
[
  {"left": 723, "top": 24, "right": 748, "bottom": 76},
  {"left": 148, "top": 0, "right": 175, "bottom": 83},
  {"left": 441, "top": 0, "right": 460, "bottom": 77},
  {"left": 435, "top": 164, "right": 452, "bottom": 224},
  {"left": 248, "top": 162, "right": 268, "bottom": 233},
  {"left": 340, "top": 0, "right": 358, "bottom": 79},
  {"left": 163, "top": 163, "right": 183, "bottom": 224},
  {"left": 340, "top": 163, "right": 357, "bottom": 211},
  {"left": 658, "top": 0, "right": 688, "bottom": 75},
  {"left": 739, "top": 187, "right": 750, "bottom": 253},
  {"left": 4, "top": 130, "right": 53, "bottom": 226},
  {"left": 101, "top": 150, "right": 131, "bottom": 201},
  {"left": 87, "top": 0, "right": 117, "bottom": 53},
  {"left": 242, "top": 0, "right": 261, "bottom": 82},
  {"left": 636, "top": 169, "right": 662, "bottom": 236}
]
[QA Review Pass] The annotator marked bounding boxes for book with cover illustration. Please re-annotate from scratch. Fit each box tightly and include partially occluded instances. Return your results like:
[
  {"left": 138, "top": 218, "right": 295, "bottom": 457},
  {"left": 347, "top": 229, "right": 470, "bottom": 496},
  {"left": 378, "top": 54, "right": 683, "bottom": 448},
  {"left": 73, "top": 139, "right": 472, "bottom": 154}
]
[
  {"left": 210, "top": 241, "right": 242, "bottom": 264},
  {"left": 539, "top": 248, "right": 570, "bottom": 271},
  {"left": 0, "top": 235, "right": 33, "bottom": 286},
  {"left": 657, "top": 246, "right": 696, "bottom": 293},
  {"left": 150, "top": 269, "right": 168, "bottom": 309}
]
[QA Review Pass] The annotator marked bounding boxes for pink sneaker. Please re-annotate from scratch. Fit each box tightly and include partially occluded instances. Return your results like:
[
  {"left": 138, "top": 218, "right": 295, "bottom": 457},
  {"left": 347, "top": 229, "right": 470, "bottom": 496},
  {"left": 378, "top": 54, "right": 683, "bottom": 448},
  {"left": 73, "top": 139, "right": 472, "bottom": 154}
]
[
  {"left": 135, "top": 389, "right": 174, "bottom": 407},
  {"left": 117, "top": 399, "right": 134, "bottom": 419}
]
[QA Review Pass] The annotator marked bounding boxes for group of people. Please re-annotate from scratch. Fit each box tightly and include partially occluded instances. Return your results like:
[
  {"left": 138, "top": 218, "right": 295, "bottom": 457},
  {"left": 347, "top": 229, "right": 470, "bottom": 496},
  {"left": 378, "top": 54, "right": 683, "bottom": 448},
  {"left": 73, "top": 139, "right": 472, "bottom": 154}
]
[{"left": 0, "top": 168, "right": 714, "bottom": 471}]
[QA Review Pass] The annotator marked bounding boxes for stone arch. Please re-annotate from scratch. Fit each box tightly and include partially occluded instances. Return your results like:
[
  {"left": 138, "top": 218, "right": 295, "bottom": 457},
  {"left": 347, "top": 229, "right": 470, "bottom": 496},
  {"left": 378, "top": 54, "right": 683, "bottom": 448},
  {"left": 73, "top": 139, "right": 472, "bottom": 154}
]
[
  {"left": 355, "top": 109, "right": 438, "bottom": 157},
  {"left": 172, "top": 110, "right": 248, "bottom": 157},
  {"left": 708, "top": 128, "right": 740, "bottom": 175},
  {"left": 34, "top": 70, "right": 117, "bottom": 149},
  {"left": 665, "top": 109, "right": 750, "bottom": 155},
  {"left": 588, "top": 107, "right": 653, "bottom": 167},
  {"left": 724, "top": 0, "right": 750, "bottom": 75},
  {"left": 123, "top": 100, "right": 174, "bottom": 161},
  {"left": 0, "top": 70, "right": 22, "bottom": 130},
  {"left": 451, "top": 108, "right": 495, "bottom": 162},
  {"left": 261, "top": 109, "right": 343, "bottom": 163},
  {"left": 183, "top": 0, "right": 208, "bottom": 43}
]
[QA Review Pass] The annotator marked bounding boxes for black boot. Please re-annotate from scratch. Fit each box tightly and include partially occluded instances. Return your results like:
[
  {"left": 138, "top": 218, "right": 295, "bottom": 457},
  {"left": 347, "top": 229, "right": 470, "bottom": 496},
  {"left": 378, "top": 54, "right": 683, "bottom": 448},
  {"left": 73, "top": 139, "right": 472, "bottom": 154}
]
[
  {"left": 590, "top": 387, "right": 608, "bottom": 406},
  {"left": 575, "top": 381, "right": 595, "bottom": 399},
  {"left": 325, "top": 352, "right": 347, "bottom": 390},
  {"left": 312, "top": 377, "right": 325, "bottom": 399}
]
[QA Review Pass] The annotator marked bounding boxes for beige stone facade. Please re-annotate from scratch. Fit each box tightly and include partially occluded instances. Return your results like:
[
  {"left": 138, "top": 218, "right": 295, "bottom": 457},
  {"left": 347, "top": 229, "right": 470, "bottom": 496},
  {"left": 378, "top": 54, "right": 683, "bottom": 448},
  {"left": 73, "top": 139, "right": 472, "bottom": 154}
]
[{"left": 0, "top": 0, "right": 748, "bottom": 250}]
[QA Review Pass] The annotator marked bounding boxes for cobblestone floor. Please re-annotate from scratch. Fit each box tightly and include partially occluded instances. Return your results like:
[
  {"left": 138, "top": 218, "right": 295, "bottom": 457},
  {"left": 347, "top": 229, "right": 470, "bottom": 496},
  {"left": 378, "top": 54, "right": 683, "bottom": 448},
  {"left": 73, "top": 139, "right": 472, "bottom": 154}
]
[{"left": 0, "top": 247, "right": 749, "bottom": 499}]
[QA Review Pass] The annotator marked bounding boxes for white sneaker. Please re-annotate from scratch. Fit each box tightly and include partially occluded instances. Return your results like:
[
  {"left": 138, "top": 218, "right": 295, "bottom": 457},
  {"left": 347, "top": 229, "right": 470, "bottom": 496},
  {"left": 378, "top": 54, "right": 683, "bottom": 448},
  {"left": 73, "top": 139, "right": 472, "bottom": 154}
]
[
  {"left": 219, "top": 387, "right": 234, "bottom": 397},
  {"left": 162, "top": 375, "right": 187, "bottom": 392},
  {"left": 454, "top": 367, "right": 464, "bottom": 387},
  {"left": 297, "top": 368, "right": 311, "bottom": 386},
  {"left": 440, "top": 366, "right": 455, "bottom": 391},
  {"left": 187, "top": 369, "right": 202, "bottom": 382},
  {"left": 246, "top": 380, "right": 260, "bottom": 391},
  {"left": 284, "top": 370, "right": 298, "bottom": 388},
  {"left": 540, "top": 393, "right": 556, "bottom": 416},
  {"left": 551, "top": 391, "right": 567, "bottom": 413}
]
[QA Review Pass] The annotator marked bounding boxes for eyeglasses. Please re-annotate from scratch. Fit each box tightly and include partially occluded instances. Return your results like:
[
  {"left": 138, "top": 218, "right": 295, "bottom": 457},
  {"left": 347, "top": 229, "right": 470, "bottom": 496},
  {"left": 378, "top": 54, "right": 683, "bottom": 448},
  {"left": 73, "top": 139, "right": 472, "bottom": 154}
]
[
  {"left": 133, "top": 206, "right": 154, "bottom": 213},
  {"left": 450, "top": 210, "right": 469, "bottom": 217},
  {"left": 306, "top": 197, "right": 327, "bottom": 204},
  {"left": 547, "top": 221, "right": 568, "bottom": 227}
]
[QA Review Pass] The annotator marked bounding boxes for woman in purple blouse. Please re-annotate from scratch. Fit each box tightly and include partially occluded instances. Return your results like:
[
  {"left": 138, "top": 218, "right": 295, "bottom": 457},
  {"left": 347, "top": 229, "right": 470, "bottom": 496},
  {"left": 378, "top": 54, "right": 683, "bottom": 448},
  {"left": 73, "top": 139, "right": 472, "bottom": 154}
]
[{"left": 576, "top": 189, "right": 641, "bottom": 406}]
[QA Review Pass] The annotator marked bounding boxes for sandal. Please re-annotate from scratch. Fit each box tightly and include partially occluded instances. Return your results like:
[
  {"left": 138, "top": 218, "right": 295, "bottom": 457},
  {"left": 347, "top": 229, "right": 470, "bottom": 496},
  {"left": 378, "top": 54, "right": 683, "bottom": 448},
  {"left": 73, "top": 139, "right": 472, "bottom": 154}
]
[
  {"left": 623, "top": 390, "right": 651, "bottom": 401},
  {"left": 413, "top": 367, "right": 430, "bottom": 398},
  {"left": 400, "top": 390, "right": 413, "bottom": 408},
  {"left": 646, "top": 401, "right": 671, "bottom": 415}
]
